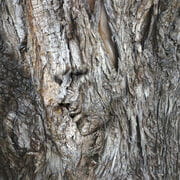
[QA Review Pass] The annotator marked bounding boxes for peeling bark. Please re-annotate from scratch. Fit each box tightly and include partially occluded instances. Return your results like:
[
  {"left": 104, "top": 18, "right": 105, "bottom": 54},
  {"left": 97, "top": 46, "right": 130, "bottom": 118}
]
[{"left": 0, "top": 0, "right": 179, "bottom": 179}]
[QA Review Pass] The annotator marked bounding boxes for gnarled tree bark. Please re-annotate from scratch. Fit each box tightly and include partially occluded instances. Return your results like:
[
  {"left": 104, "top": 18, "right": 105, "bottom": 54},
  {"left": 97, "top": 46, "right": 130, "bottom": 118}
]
[{"left": 0, "top": 0, "right": 179, "bottom": 179}]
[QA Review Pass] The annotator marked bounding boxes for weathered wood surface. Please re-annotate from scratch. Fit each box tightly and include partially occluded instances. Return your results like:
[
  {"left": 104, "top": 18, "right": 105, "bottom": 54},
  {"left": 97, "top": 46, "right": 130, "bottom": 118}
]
[{"left": 0, "top": 0, "right": 179, "bottom": 179}]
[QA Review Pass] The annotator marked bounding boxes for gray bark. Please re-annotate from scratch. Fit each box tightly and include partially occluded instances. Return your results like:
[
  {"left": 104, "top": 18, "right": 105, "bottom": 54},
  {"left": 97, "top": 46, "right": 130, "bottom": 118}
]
[{"left": 0, "top": 0, "right": 179, "bottom": 179}]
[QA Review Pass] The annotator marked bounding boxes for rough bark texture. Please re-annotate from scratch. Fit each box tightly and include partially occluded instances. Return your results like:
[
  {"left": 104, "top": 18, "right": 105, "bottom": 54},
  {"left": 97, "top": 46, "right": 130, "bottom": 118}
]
[{"left": 0, "top": 0, "right": 179, "bottom": 179}]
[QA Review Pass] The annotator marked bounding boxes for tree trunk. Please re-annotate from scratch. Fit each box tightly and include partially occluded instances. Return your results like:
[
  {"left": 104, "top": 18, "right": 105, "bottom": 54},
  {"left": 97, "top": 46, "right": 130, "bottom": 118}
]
[{"left": 0, "top": 0, "right": 179, "bottom": 179}]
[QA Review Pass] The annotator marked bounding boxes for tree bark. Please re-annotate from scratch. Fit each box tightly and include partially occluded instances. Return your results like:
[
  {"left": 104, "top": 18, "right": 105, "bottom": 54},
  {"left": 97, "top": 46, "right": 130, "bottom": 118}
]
[{"left": 0, "top": 0, "right": 179, "bottom": 179}]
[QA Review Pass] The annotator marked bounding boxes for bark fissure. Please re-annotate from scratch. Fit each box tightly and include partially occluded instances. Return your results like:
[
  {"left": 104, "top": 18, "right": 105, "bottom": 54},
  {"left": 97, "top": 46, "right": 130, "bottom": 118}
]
[
  {"left": 98, "top": 0, "right": 118, "bottom": 71},
  {"left": 0, "top": 0, "right": 179, "bottom": 179}
]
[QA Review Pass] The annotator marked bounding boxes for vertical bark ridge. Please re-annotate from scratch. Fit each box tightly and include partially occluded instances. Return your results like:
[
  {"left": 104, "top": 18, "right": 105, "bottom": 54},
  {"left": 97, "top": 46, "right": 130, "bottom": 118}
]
[{"left": 0, "top": 0, "right": 179, "bottom": 179}]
